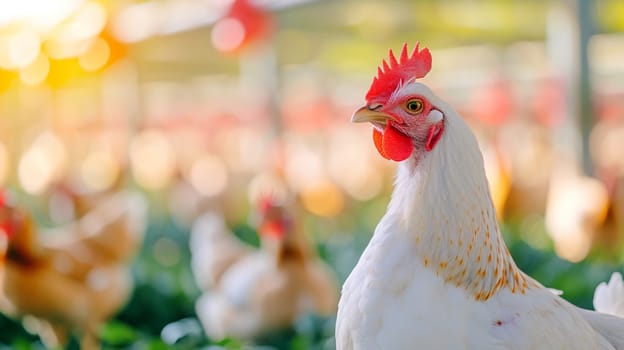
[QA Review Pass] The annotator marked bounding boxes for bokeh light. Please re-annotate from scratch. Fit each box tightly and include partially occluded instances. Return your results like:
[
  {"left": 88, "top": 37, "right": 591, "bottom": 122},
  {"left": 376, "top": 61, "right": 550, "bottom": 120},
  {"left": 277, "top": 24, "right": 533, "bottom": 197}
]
[
  {"left": 19, "top": 53, "right": 49, "bottom": 85},
  {"left": 187, "top": 154, "right": 229, "bottom": 197},
  {"left": 78, "top": 38, "right": 110, "bottom": 71},
  {"left": 130, "top": 130, "right": 176, "bottom": 191},
  {"left": 300, "top": 179, "right": 345, "bottom": 218},
  {"left": 18, "top": 132, "right": 67, "bottom": 195},
  {"left": 79, "top": 150, "right": 120, "bottom": 192},
  {"left": 211, "top": 18, "right": 246, "bottom": 53},
  {"left": 8, "top": 29, "right": 40, "bottom": 68},
  {"left": 54, "top": 1, "right": 107, "bottom": 43}
]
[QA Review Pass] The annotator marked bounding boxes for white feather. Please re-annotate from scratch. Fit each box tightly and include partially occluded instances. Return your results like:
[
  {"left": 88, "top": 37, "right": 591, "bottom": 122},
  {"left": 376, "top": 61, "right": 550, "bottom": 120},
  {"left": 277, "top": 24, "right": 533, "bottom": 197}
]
[{"left": 594, "top": 272, "right": 624, "bottom": 317}]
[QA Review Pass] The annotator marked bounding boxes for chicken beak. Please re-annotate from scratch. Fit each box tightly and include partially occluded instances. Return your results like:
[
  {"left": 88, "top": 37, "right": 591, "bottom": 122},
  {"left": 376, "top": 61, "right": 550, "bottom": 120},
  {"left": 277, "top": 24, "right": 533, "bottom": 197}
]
[{"left": 351, "top": 105, "right": 402, "bottom": 124}]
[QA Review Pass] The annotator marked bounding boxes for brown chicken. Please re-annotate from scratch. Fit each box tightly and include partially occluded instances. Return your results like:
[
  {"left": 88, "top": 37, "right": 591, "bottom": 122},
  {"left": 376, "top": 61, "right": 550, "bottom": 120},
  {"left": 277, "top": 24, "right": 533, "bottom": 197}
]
[
  {"left": 194, "top": 196, "right": 338, "bottom": 341},
  {"left": 48, "top": 173, "right": 127, "bottom": 224},
  {"left": 0, "top": 189, "right": 147, "bottom": 349}
]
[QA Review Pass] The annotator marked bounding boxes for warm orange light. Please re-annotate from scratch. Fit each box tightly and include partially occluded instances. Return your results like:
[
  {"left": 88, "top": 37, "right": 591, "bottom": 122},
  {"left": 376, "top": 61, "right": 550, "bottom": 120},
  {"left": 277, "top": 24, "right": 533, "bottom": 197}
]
[
  {"left": 78, "top": 38, "right": 110, "bottom": 71},
  {"left": 19, "top": 53, "right": 49, "bottom": 85},
  {"left": 0, "top": 69, "right": 16, "bottom": 91},
  {"left": 45, "top": 58, "right": 84, "bottom": 88},
  {"left": 300, "top": 179, "right": 345, "bottom": 218}
]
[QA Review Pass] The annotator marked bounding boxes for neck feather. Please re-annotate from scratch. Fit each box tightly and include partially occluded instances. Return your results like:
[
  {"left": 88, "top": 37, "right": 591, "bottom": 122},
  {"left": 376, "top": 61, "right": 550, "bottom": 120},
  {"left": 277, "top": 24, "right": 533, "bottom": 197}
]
[{"left": 388, "top": 111, "right": 537, "bottom": 301}]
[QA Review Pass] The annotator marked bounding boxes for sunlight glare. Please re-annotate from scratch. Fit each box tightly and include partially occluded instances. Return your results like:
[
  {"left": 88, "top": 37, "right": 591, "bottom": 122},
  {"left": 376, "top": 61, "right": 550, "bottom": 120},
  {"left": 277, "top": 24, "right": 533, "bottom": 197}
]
[
  {"left": 78, "top": 38, "right": 110, "bottom": 71},
  {"left": 8, "top": 29, "right": 40, "bottom": 67},
  {"left": 18, "top": 132, "right": 67, "bottom": 194},
  {"left": 55, "top": 1, "right": 107, "bottom": 43},
  {"left": 19, "top": 53, "right": 49, "bottom": 85},
  {"left": 0, "top": 0, "right": 83, "bottom": 31}
]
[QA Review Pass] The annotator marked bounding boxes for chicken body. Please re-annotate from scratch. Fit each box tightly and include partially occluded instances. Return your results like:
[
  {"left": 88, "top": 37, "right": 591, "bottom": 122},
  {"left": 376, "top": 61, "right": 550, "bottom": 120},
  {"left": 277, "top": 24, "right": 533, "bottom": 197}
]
[
  {"left": 0, "top": 190, "right": 146, "bottom": 349},
  {"left": 194, "top": 200, "right": 338, "bottom": 341},
  {"left": 190, "top": 212, "right": 252, "bottom": 291},
  {"left": 196, "top": 251, "right": 332, "bottom": 340},
  {"left": 336, "top": 44, "right": 624, "bottom": 349}
]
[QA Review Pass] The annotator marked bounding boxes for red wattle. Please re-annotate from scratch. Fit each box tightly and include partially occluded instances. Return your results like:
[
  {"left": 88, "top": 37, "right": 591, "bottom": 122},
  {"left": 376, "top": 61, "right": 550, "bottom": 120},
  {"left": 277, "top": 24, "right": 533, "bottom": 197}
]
[
  {"left": 259, "top": 221, "right": 286, "bottom": 239},
  {"left": 373, "top": 129, "right": 390, "bottom": 160},
  {"left": 372, "top": 124, "right": 413, "bottom": 161}
]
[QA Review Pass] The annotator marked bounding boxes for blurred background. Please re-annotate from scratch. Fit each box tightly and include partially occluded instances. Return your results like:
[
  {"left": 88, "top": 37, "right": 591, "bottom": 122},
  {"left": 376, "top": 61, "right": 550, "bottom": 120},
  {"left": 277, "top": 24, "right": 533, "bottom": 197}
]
[{"left": 1, "top": 0, "right": 624, "bottom": 349}]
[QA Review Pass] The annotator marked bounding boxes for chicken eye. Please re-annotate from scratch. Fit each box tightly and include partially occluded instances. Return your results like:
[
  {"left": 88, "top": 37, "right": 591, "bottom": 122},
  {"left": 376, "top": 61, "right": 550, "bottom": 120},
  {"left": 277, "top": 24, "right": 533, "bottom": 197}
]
[{"left": 405, "top": 99, "right": 424, "bottom": 114}]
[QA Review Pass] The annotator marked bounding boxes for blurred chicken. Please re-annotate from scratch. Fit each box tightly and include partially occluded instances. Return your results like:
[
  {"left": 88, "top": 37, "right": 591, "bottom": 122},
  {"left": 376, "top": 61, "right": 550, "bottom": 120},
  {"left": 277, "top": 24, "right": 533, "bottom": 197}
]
[
  {"left": 545, "top": 90, "right": 624, "bottom": 262},
  {"left": 0, "top": 189, "right": 147, "bottom": 349},
  {"left": 590, "top": 100, "right": 624, "bottom": 252},
  {"left": 497, "top": 118, "right": 556, "bottom": 221},
  {"left": 49, "top": 173, "right": 126, "bottom": 224},
  {"left": 545, "top": 162, "right": 610, "bottom": 262},
  {"left": 194, "top": 196, "right": 338, "bottom": 341},
  {"left": 495, "top": 78, "right": 564, "bottom": 221},
  {"left": 190, "top": 211, "right": 252, "bottom": 291},
  {"left": 0, "top": 197, "right": 13, "bottom": 317}
]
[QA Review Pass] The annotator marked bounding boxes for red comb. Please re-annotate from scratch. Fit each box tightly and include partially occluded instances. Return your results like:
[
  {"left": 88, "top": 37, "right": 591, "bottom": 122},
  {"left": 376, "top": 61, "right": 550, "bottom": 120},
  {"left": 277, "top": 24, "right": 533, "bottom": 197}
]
[
  {"left": 365, "top": 43, "right": 432, "bottom": 102},
  {"left": 257, "top": 194, "right": 276, "bottom": 213},
  {"left": 0, "top": 190, "right": 13, "bottom": 238}
]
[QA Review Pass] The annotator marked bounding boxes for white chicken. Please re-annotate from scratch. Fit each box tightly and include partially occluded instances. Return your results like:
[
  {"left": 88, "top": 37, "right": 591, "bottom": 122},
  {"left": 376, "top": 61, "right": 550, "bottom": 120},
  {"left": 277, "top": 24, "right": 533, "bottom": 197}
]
[
  {"left": 336, "top": 43, "right": 624, "bottom": 349},
  {"left": 189, "top": 212, "right": 252, "bottom": 291},
  {"left": 195, "top": 197, "right": 338, "bottom": 341}
]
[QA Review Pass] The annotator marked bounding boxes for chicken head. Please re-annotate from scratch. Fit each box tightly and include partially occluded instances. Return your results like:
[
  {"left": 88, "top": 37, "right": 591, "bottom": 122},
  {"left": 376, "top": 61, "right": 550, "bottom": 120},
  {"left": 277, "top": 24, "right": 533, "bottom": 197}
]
[{"left": 351, "top": 43, "right": 445, "bottom": 162}]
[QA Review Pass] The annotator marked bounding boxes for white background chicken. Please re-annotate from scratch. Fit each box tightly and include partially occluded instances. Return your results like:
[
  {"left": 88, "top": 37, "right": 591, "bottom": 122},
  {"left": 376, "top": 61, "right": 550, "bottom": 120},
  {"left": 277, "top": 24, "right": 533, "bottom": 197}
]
[
  {"left": 336, "top": 43, "right": 624, "bottom": 349},
  {"left": 193, "top": 196, "right": 338, "bottom": 341}
]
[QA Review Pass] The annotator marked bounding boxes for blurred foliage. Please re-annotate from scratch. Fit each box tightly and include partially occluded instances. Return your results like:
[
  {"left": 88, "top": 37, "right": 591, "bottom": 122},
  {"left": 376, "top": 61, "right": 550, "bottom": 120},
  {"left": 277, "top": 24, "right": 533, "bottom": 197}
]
[{"left": 1, "top": 210, "right": 621, "bottom": 349}]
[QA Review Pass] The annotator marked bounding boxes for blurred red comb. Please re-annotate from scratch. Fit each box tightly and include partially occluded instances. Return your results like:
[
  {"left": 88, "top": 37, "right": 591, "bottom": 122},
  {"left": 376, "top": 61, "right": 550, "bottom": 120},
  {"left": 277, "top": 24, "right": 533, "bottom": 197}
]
[
  {"left": 257, "top": 193, "right": 276, "bottom": 213},
  {"left": 0, "top": 190, "right": 13, "bottom": 238},
  {"left": 366, "top": 43, "right": 432, "bottom": 102}
]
